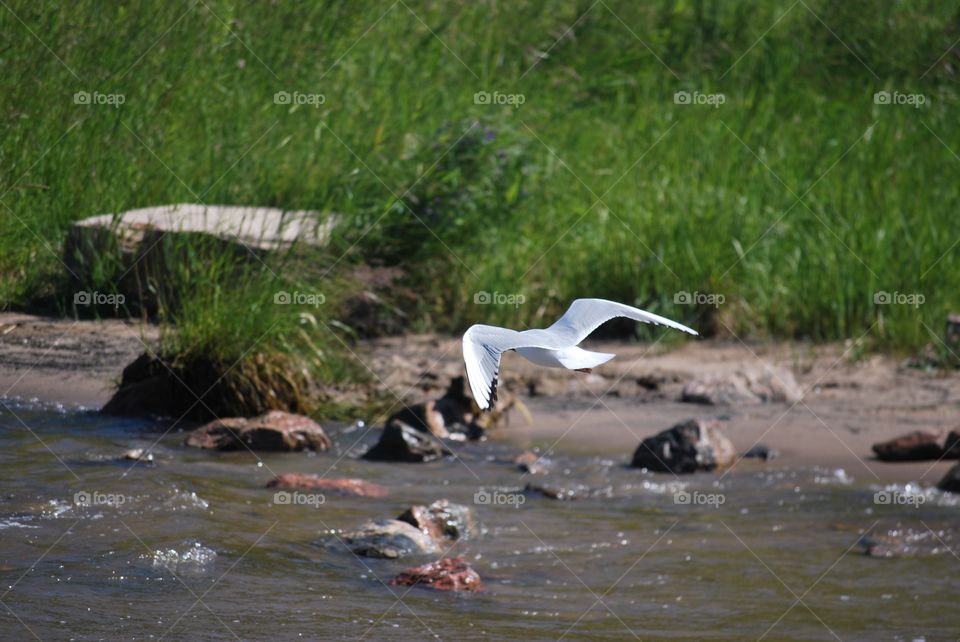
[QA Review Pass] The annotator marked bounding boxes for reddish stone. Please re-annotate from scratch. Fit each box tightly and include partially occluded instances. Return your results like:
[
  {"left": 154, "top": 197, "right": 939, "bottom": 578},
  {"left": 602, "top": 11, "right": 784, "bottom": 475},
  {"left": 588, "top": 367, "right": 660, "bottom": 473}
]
[
  {"left": 513, "top": 451, "right": 538, "bottom": 465},
  {"left": 389, "top": 556, "right": 481, "bottom": 591},
  {"left": 186, "top": 411, "right": 331, "bottom": 452},
  {"left": 872, "top": 430, "right": 943, "bottom": 462},
  {"left": 265, "top": 474, "right": 388, "bottom": 498}
]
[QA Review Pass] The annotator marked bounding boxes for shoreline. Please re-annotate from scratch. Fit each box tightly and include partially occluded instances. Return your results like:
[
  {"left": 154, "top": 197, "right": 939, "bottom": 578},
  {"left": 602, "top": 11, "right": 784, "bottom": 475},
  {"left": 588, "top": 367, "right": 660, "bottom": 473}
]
[{"left": 1, "top": 312, "right": 958, "bottom": 485}]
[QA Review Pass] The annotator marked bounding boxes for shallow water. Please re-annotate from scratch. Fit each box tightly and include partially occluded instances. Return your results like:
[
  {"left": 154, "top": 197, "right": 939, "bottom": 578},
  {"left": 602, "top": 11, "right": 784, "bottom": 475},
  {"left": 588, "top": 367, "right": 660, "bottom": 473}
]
[{"left": 1, "top": 401, "right": 959, "bottom": 641}]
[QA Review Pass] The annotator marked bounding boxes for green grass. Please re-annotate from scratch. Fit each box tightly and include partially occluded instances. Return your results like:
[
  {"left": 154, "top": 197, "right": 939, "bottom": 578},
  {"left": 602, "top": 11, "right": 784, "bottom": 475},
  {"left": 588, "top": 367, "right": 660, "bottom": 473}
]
[{"left": 2, "top": 0, "right": 959, "bottom": 382}]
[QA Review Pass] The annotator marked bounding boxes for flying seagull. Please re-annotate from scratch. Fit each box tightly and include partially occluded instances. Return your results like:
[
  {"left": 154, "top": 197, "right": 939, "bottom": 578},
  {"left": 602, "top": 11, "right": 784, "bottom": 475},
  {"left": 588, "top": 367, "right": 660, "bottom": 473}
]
[{"left": 462, "top": 298, "right": 697, "bottom": 410}]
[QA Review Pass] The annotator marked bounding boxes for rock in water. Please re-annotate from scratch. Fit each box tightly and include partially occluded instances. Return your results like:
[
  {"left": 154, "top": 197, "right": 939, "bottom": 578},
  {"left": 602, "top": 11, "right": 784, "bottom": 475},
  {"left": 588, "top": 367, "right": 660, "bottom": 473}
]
[
  {"left": 389, "top": 556, "right": 482, "bottom": 591},
  {"left": 943, "top": 431, "right": 960, "bottom": 459},
  {"left": 101, "top": 351, "right": 308, "bottom": 421},
  {"left": 340, "top": 519, "right": 439, "bottom": 558},
  {"left": 631, "top": 418, "right": 735, "bottom": 474},
  {"left": 362, "top": 421, "right": 451, "bottom": 463},
  {"left": 120, "top": 448, "right": 154, "bottom": 464},
  {"left": 265, "top": 475, "right": 388, "bottom": 498},
  {"left": 741, "top": 444, "right": 779, "bottom": 461},
  {"left": 385, "top": 376, "right": 484, "bottom": 440},
  {"left": 396, "top": 500, "right": 474, "bottom": 542},
  {"left": 938, "top": 463, "right": 960, "bottom": 494},
  {"left": 681, "top": 368, "right": 802, "bottom": 405},
  {"left": 185, "top": 411, "right": 331, "bottom": 452},
  {"left": 871, "top": 430, "right": 944, "bottom": 462}
]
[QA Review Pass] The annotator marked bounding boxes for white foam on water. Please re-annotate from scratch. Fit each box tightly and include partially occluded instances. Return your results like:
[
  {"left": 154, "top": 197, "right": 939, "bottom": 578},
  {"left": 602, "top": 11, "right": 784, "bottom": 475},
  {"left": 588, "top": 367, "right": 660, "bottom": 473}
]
[{"left": 147, "top": 541, "right": 217, "bottom": 574}]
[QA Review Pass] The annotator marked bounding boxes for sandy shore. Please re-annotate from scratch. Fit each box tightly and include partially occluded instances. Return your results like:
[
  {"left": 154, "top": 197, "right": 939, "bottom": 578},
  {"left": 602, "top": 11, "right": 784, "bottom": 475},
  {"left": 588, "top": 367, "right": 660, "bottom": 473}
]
[
  {"left": 0, "top": 313, "right": 158, "bottom": 408},
  {"left": 1, "top": 312, "right": 958, "bottom": 484}
]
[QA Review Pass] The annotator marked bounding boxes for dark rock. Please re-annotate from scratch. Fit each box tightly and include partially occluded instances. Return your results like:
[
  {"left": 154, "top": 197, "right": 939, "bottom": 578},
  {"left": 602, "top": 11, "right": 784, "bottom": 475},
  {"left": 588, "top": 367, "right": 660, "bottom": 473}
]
[
  {"left": 943, "top": 431, "right": 960, "bottom": 459},
  {"left": 937, "top": 463, "right": 960, "bottom": 493},
  {"left": 524, "top": 483, "right": 582, "bottom": 501},
  {"left": 102, "top": 353, "right": 199, "bottom": 419},
  {"left": 362, "top": 420, "right": 451, "bottom": 463},
  {"left": 386, "top": 376, "right": 484, "bottom": 441},
  {"left": 389, "top": 556, "right": 482, "bottom": 591},
  {"left": 631, "top": 418, "right": 736, "bottom": 474},
  {"left": 102, "top": 352, "right": 308, "bottom": 421},
  {"left": 265, "top": 474, "right": 388, "bottom": 498},
  {"left": 397, "top": 500, "right": 474, "bottom": 541},
  {"left": 742, "top": 444, "right": 779, "bottom": 461},
  {"left": 185, "top": 411, "right": 331, "bottom": 452},
  {"left": 339, "top": 519, "right": 438, "bottom": 558},
  {"left": 871, "top": 430, "right": 943, "bottom": 462},
  {"left": 681, "top": 368, "right": 802, "bottom": 405}
]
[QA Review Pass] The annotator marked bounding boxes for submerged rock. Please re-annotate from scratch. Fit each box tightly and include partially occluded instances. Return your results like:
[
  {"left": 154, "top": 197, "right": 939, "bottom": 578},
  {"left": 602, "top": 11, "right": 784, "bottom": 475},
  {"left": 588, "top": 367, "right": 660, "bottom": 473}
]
[
  {"left": 681, "top": 368, "right": 802, "bottom": 405},
  {"left": 855, "top": 523, "right": 959, "bottom": 559},
  {"left": 339, "top": 519, "right": 439, "bottom": 559},
  {"left": 513, "top": 450, "right": 547, "bottom": 474},
  {"left": 121, "top": 447, "right": 154, "bottom": 464},
  {"left": 389, "top": 556, "right": 482, "bottom": 591},
  {"left": 524, "top": 483, "right": 583, "bottom": 501},
  {"left": 265, "top": 475, "right": 388, "bottom": 498},
  {"left": 872, "top": 430, "right": 944, "bottom": 462},
  {"left": 631, "top": 418, "right": 735, "bottom": 474},
  {"left": 741, "top": 444, "right": 779, "bottom": 461},
  {"left": 938, "top": 463, "right": 960, "bottom": 493},
  {"left": 185, "top": 411, "right": 331, "bottom": 452},
  {"left": 396, "top": 500, "right": 474, "bottom": 542},
  {"left": 362, "top": 421, "right": 451, "bottom": 463},
  {"left": 386, "top": 376, "right": 483, "bottom": 440}
]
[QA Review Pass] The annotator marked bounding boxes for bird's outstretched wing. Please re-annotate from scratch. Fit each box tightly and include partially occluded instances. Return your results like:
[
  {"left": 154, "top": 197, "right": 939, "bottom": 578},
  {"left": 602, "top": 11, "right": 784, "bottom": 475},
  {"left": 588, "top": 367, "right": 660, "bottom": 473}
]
[
  {"left": 547, "top": 298, "right": 698, "bottom": 345},
  {"left": 462, "top": 324, "right": 558, "bottom": 410}
]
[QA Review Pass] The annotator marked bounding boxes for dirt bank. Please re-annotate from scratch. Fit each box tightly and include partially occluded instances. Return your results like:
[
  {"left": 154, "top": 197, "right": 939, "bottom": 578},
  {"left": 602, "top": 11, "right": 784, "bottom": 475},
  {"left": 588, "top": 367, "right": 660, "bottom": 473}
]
[
  {"left": 1, "top": 313, "right": 958, "bottom": 484},
  {"left": 0, "top": 313, "right": 158, "bottom": 407}
]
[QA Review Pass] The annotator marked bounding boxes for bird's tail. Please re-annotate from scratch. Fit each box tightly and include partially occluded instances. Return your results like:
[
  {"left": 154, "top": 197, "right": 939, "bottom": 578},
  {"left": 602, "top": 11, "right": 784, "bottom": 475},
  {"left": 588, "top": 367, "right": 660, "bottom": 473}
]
[{"left": 556, "top": 346, "right": 616, "bottom": 371}]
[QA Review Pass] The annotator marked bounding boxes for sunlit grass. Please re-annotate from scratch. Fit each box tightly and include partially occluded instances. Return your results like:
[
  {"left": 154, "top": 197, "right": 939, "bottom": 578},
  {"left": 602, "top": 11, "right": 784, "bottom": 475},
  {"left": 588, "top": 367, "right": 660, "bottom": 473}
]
[{"left": 1, "top": 0, "right": 957, "bottom": 371}]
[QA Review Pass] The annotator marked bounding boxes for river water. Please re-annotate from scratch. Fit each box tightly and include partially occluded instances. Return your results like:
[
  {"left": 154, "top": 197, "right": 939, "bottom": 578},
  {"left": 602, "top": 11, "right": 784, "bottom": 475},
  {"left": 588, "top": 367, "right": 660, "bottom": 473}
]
[{"left": 1, "top": 400, "right": 958, "bottom": 641}]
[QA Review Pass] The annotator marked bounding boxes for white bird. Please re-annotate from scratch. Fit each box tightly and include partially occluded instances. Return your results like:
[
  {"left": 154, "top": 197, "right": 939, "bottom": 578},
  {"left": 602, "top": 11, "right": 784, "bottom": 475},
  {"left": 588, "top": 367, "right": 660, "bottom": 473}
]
[{"left": 462, "top": 298, "right": 697, "bottom": 410}]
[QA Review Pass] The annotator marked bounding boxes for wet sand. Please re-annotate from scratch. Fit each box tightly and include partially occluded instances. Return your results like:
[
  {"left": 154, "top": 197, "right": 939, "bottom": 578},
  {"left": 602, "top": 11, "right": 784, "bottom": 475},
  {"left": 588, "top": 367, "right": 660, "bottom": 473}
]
[
  {"left": 2, "top": 312, "right": 958, "bottom": 484},
  {"left": 0, "top": 313, "right": 158, "bottom": 408}
]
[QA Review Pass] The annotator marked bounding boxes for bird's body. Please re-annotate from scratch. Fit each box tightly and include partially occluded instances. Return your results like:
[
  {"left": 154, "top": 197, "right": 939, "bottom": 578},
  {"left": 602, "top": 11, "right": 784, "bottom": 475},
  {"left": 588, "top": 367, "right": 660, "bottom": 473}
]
[
  {"left": 515, "top": 345, "right": 614, "bottom": 370},
  {"left": 462, "top": 298, "right": 697, "bottom": 409}
]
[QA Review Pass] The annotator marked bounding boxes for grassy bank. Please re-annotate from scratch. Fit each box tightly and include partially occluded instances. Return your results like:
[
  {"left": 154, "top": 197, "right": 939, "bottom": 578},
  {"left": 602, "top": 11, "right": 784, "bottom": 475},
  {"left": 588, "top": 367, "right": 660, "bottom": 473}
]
[{"left": 2, "top": 0, "right": 959, "bottom": 383}]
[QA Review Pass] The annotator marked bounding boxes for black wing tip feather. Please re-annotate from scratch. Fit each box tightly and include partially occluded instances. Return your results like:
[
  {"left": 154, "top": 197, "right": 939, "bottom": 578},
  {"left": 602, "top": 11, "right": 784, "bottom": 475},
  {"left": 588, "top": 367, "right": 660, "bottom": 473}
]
[{"left": 489, "top": 370, "right": 499, "bottom": 409}]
